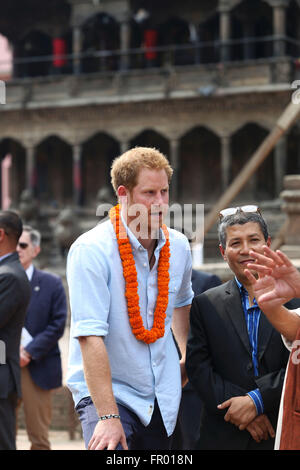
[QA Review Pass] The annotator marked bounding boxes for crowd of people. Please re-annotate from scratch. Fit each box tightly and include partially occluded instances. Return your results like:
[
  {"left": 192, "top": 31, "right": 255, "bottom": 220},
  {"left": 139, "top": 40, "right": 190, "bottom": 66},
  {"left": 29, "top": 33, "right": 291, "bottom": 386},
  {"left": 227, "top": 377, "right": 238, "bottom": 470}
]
[{"left": 0, "top": 146, "right": 299, "bottom": 451}]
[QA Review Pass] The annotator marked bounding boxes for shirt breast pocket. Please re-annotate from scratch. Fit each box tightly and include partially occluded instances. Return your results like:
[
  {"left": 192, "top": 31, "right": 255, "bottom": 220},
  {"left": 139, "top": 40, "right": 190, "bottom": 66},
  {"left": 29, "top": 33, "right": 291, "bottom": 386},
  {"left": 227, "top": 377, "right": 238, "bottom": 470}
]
[{"left": 168, "top": 276, "right": 181, "bottom": 300}]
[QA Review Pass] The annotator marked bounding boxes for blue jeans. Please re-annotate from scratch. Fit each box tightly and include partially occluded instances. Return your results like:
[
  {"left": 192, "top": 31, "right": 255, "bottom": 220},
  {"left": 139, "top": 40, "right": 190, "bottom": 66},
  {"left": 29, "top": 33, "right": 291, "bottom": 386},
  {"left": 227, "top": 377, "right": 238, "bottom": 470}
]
[{"left": 76, "top": 396, "right": 172, "bottom": 450}]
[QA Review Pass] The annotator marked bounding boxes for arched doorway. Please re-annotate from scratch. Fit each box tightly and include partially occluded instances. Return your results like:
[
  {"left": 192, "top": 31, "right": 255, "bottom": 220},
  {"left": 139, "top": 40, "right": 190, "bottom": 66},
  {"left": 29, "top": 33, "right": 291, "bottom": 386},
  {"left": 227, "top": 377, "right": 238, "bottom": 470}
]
[
  {"left": 198, "top": 13, "right": 219, "bottom": 64},
  {"left": 15, "top": 30, "right": 52, "bottom": 78},
  {"left": 286, "top": 0, "right": 300, "bottom": 57},
  {"left": 158, "top": 16, "right": 193, "bottom": 66},
  {"left": 35, "top": 136, "right": 73, "bottom": 207},
  {"left": 231, "top": 0, "right": 273, "bottom": 61},
  {"left": 179, "top": 126, "right": 221, "bottom": 204},
  {"left": 129, "top": 129, "right": 170, "bottom": 158},
  {"left": 81, "top": 132, "right": 120, "bottom": 206},
  {"left": 81, "top": 12, "right": 120, "bottom": 73},
  {"left": 231, "top": 123, "right": 275, "bottom": 202}
]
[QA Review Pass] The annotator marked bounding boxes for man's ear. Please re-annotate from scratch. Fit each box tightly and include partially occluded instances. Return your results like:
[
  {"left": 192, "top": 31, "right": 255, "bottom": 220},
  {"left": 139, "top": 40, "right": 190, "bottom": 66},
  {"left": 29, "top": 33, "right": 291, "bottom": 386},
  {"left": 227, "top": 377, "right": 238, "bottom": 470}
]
[
  {"left": 33, "top": 245, "right": 41, "bottom": 259},
  {"left": 117, "top": 185, "right": 128, "bottom": 205},
  {"left": 117, "top": 185, "right": 126, "bottom": 197},
  {"left": 219, "top": 244, "right": 226, "bottom": 261},
  {"left": 266, "top": 236, "right": 271, "bottom": 247}
]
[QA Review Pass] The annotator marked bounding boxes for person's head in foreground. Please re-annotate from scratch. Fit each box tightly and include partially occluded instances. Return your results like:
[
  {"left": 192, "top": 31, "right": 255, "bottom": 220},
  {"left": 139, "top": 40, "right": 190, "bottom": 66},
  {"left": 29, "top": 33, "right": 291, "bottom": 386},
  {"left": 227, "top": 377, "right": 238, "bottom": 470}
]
[{"left": 0, "top": 210, "right": 23, "bottom": 255}]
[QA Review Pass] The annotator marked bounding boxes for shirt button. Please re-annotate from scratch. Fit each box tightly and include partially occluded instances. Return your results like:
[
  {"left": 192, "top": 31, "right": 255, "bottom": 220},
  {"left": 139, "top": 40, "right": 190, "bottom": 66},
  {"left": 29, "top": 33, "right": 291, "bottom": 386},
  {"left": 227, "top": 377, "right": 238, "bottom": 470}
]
[
  {"left": 148, "top": 310, "right": 153, "bottom": 316},
  {"left": 143, "top": 262, "right": 147, "bottom": 267},
  {"left": 153, "top": 362, "right": 156, "bottom": 367}
]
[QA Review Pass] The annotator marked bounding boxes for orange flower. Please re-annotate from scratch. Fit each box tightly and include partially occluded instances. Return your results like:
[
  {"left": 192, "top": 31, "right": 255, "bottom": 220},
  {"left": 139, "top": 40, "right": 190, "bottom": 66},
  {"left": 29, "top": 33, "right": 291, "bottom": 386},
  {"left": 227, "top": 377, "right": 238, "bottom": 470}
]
[{"left": 110, "top": 204, "right": 170, "bottom": 344}]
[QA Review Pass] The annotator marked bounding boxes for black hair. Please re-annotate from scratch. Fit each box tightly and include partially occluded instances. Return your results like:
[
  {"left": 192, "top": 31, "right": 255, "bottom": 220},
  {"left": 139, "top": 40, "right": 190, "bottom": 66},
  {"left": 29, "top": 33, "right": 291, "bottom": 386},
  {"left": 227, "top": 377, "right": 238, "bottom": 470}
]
[
  {"left": 0, "top": 210, "right": 23, "bottom": 244},
  {"left": 218, "top": 211, "right": 269, "bottom": 249}
]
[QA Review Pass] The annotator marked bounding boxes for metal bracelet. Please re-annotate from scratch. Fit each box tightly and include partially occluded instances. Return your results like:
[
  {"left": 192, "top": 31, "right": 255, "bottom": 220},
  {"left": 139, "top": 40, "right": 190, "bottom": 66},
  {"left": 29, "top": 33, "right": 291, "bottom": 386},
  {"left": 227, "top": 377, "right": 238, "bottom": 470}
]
[{"left": 98, "top": 414, "right": 121, "bottom": 421}]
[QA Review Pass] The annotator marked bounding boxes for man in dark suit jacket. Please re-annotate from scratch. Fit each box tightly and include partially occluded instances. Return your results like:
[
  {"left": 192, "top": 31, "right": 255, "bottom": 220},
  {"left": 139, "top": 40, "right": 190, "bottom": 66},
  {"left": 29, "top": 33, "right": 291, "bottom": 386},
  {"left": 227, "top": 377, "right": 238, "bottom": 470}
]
[
  {"left": 186, "top": 207, "right": 300, "bottom": 450},
  {"left": 171, "top": 269, "right": 221, "bottom": 449},
  {"left": 0, "top": 211, "right": 31, "bottom": 450},
  {"left": 17, "top": 225, "right": 67, "bottom": 450}
]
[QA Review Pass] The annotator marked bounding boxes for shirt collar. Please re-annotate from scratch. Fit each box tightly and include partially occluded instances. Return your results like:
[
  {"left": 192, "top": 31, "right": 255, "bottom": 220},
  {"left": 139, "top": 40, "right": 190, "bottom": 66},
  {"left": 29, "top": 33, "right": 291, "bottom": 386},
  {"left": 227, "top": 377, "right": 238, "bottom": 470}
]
[
  {"left": 26, "top": 264, "right": 34, "bottom": 281},
  {"left": 235, "top": 276, "right": 244, "bottom": 292},
  {"left": 120, "top": 211, "right": 167, "bottom": 253},
  {"left": 235, "top": 276, "right": 258, "bottom": 308}
]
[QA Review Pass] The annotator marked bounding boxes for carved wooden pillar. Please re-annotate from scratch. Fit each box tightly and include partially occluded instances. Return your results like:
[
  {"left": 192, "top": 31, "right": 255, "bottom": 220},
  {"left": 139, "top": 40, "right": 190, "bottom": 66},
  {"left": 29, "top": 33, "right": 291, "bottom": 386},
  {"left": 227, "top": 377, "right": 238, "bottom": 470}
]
[
  {"left": 120, "top": 13, "right": 131, "bottom": 71},
  {"left": 25, "top": 145, "right": 35, "bottom": 191},
  {"left": 72, "top": 25, "right": 82, "bottom": 75},
  {"left": 221, "top": 135, "right": 232, "bottom": 192},
  {"left": 72, "top": 144, "right": 82, "bottom": 206},
  {"left": 270, "top": 0, "right": 288, "bottom": 57},
  {"left": 120, "top": 140, "right": 129, "bottom": 154},
  {"left": 169, "top": 138, "right": 180, "bottom": 202},
  {"left": 274, "top": 135, "right": 287, "bottom": 196},
  {"left": 218, "top": 0, "right": 232, "bottom": 62}
]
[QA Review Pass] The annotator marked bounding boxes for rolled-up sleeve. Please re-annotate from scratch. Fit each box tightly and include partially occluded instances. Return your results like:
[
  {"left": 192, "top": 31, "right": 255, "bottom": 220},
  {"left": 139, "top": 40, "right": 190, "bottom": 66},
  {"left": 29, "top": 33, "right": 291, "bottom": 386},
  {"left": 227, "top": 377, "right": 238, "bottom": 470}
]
[
  {"left": 174, "top": 238, "right": 194, "bottom": 308},
  {"left": 67, "top": 242, "right": 111, "bottom": 338}
]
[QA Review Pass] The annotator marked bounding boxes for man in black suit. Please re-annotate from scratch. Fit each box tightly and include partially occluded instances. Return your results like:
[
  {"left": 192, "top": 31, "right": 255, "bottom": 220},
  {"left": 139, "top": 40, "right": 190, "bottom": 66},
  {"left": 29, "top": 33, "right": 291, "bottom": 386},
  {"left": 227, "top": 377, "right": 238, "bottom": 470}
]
[
  {"left": 171, "top": 269, "right": 221, "bottom": 449},
  {"left": 186, "top": 207, "right": 299, "bottom": 450},
  {"left": 0, "top": 211, "right": 31, "bottom": 450}
]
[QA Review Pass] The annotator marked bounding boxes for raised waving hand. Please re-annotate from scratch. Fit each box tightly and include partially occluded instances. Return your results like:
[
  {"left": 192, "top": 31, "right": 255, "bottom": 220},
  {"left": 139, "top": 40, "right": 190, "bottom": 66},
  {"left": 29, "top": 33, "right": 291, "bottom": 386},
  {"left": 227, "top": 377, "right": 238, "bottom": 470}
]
[
  {"left": 245, "top": 246, "right": 300, "bottom": 306},
  {"left": 244, "top": 246, "right": 300, "bottom": 341}
]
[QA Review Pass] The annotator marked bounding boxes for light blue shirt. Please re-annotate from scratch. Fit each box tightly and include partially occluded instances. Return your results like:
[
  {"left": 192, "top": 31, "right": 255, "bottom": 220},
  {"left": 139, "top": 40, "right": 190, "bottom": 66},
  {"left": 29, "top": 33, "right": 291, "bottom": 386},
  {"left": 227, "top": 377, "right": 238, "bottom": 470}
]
[
  {"left": 235, "top": 277, "right": 264, "bottom": 415},
  {"left": 66, "top": 217, "right": 193, "bottom": 436}
]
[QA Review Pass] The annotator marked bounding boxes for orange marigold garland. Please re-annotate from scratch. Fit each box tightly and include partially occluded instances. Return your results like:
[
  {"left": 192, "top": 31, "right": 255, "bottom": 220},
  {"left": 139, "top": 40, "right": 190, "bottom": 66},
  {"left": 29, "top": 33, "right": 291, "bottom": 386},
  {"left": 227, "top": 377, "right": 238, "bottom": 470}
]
[{"left": 109, "top": 204, "right": 170, "bottom": 344}]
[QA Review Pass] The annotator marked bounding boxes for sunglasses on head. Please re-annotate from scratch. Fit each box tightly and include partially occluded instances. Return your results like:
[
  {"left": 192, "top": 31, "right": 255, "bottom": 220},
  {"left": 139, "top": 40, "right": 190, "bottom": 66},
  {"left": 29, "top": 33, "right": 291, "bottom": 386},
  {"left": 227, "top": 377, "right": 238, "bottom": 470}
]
[
  {"left": 18, "top": 242, "right": 29, "bottom": 249},
  {"left": 219, "top": 205, "right": 261, "bottom": 220}
]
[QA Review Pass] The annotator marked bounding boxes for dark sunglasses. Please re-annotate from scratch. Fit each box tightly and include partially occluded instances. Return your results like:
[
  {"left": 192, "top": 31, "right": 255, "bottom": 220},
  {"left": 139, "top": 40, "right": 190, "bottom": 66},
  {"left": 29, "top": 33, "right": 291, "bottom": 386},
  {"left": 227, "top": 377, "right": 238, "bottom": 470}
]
[
  {"left": 219, "top": 205, "right": 261, "bottom": 220},
  {"left": 18, "top": 242, "right": 29, "bottom": 250}
]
